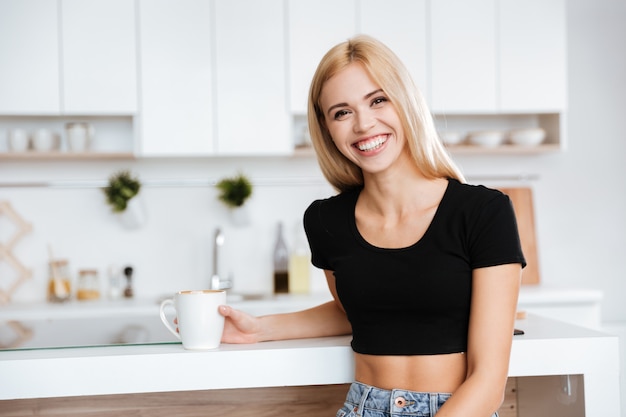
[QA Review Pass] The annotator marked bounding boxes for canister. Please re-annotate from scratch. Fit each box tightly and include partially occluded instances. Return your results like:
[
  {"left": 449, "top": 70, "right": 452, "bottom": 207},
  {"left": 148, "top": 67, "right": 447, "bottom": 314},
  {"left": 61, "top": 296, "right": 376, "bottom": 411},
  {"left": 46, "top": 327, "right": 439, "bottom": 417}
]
[
  {"left": 47, "top": 259, "right": 72, "bottom": 303},
  {"left": 76, "top": 269, "right": 101, "bottom": 301}
]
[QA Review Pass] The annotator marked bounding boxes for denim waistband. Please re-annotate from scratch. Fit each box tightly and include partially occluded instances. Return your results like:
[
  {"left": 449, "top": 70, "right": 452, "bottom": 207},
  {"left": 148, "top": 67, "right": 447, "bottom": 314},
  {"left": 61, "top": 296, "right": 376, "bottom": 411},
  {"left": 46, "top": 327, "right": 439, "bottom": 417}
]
[{"left": 344, "top": 381, "right": 452, "bottom": 416}]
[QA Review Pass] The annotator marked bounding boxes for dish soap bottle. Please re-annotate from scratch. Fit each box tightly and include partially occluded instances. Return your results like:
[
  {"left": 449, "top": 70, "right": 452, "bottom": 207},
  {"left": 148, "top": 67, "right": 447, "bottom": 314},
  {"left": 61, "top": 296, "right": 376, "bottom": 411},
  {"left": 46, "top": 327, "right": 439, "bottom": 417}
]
[
  {"left": 289, "top": 226, "right": 310, "bottom": 293},
  {"left": 273, "top": 222, "right": 289, "bottom": 294}
]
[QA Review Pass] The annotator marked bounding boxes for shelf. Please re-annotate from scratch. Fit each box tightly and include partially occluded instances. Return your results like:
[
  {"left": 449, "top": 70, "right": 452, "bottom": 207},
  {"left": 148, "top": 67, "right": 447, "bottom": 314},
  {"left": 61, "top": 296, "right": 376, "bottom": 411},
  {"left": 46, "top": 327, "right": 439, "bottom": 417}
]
[
  {"left": 445, "top": 143, "right": 561, "bottom": 155},
  {"left": 292, "top": 143, "right": 561, "bottom": 158},
  {"left": 0, "top": 151, "right": 135, "bottom": 161}
]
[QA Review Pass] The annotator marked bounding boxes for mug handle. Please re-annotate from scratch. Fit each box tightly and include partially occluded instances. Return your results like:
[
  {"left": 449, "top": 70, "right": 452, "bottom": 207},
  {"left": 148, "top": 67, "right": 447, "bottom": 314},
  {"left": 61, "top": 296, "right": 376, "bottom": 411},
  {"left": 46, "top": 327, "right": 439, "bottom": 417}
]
[{"left": 159, "top": 299, "right": 181, "bottom": 340}]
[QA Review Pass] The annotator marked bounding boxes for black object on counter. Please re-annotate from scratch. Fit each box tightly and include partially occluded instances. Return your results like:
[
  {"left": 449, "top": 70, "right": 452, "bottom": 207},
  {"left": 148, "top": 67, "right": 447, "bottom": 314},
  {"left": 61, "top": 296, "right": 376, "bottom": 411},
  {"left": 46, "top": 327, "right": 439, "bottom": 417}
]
[
  {"left": 123, "top": 266, "right": 134, "bottom": 298},
  {"left": 273, "top": 222, "right": 289, "bottom": 294}
]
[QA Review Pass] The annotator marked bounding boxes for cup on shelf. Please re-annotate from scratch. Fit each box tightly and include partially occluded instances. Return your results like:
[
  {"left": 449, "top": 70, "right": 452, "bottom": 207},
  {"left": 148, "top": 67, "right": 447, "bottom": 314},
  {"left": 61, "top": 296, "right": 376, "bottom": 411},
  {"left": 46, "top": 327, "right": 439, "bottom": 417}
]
[
  {"left": 31, "top": 128, "right": 60, "bottom": 152},
  {"left": 65, "top": 122, "right": 94, "bottom": 152},
  {"left": 7, "top": 129, "right": 30, "bottom": 152}
]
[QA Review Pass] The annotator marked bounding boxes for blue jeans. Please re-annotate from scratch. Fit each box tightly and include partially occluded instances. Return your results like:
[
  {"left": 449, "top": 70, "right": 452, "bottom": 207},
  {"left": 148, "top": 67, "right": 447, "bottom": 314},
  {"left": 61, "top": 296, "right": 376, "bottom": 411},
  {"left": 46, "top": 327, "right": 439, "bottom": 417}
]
[{"left": 336, "top": 382, "right": 499, "bottom": 417}]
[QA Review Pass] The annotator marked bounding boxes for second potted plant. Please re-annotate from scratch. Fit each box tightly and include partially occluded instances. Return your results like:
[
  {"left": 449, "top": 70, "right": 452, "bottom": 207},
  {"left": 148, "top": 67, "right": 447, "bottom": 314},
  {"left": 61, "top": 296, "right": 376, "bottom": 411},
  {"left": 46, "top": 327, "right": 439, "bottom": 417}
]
[
  {"left": 103, "top": 170, "right": 146, "bottom": 229},
  {"left": 216, "top": 173, "right": 253, "bottom": 226}
]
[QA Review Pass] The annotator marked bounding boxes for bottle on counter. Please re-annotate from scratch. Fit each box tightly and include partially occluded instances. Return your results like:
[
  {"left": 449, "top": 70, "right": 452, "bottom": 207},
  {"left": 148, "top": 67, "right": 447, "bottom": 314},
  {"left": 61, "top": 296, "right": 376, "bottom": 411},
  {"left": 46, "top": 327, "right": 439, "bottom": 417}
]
[
  {"left": 123, "top": 266, "right": 134, "bottom": 298},
  {"left": 288, "top": 227, "right": 310, "bottom": 294},
  {"left": 107, "top": 264, "right": 124, "bottom": 300},
  {"left": 273, "top": 222, "right": 289, "bottom": 294},
  {"left": 47, "top": 259, "right": 72, "bottom": 303},
  {"left": 76, "top": 269, "right": 101, "bottom": 301}
]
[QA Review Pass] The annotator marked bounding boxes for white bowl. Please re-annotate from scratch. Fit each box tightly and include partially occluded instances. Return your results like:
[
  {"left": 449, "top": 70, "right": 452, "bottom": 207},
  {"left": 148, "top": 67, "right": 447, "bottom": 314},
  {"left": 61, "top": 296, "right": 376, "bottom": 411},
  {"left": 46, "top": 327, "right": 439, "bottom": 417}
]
[
  {"left": 439, "top": 131, "right": 465, "bottom": 146},
  {"left": 467, "top": 130, "right": 505, "bottom": 147},
  {"left": 509, "top": 128, "right": 546, "bottom": 146}
]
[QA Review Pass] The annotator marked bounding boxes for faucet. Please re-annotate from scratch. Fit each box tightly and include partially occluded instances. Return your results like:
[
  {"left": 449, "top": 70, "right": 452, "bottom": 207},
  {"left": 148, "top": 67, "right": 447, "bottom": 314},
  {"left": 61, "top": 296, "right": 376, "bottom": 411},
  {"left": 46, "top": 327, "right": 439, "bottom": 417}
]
[{"left": 210, "top": 228, "right": 232, "bottom": 290}]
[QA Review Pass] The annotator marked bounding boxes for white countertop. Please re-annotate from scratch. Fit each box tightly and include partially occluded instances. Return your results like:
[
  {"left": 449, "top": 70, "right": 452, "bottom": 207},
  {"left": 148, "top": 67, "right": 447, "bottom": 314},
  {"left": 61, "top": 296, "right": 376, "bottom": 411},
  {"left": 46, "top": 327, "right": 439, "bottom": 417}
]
[{"left": 0, "top": 315, "right": 619, "bottom": 412}]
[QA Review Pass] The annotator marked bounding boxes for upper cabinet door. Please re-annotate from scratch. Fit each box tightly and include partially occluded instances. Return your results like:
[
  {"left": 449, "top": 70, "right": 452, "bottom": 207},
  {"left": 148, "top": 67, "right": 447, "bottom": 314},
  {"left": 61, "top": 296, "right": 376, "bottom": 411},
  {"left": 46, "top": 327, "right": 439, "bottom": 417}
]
[
  {"left": 62, "top": 0, "right": 137, "bottom": 114},
  {"left": 214, "top": 0, "right": 290, "bottom": 155},
  {"left": 0, "top": 0, "right": 60, "bottom": 114},
  {"left": 499, "top": 0, "right": 567, "bottom": 112},
  {"left": 360, "top": 0, "right": 429, "bottom": 102},
  {"left": 138, "top": 0, "right": 213, "bottom": 156},
  {"left": 430, "top": 0, "right": 497, "bottom": 113},
  {"left": 288, "top": 0, "right": 357, "bottom": 114}
]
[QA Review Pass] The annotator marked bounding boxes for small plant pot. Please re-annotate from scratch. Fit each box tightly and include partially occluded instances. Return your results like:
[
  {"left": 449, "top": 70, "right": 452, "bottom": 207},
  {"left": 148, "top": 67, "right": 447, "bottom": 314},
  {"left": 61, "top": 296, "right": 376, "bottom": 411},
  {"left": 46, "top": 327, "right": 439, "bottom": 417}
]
[
  {"left": 229, "top": 205, "right": 250, "bottom": 227},
  {"left": 118, "top": 193, "right": 147, "bottom": 230}
]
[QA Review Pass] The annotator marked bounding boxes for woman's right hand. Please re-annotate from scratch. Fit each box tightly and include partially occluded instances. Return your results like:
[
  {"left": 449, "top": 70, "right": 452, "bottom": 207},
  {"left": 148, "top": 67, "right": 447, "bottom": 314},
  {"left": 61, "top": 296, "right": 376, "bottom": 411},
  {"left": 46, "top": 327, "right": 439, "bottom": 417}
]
[{"left": 218, "top": 305, "right": 263, "bottom": 344}]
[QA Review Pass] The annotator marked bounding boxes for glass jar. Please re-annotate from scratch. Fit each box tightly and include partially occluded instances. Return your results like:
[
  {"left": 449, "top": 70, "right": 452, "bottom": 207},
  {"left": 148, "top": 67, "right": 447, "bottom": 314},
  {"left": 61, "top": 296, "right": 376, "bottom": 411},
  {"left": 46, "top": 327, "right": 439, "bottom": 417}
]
[
  {"left": 47, "top": 259, "right": 72, "bottom": 303},
  {"left": 76, "top": 269, "right": 101, "bottom": 301}
]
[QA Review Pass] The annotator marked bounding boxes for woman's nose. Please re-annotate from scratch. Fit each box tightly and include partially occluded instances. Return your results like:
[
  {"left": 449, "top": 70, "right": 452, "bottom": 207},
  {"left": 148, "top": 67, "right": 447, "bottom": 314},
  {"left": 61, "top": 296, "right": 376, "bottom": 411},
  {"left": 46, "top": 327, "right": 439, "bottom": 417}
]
[{"left": 353, "top": 111, "right": 376, "bottom": 133}]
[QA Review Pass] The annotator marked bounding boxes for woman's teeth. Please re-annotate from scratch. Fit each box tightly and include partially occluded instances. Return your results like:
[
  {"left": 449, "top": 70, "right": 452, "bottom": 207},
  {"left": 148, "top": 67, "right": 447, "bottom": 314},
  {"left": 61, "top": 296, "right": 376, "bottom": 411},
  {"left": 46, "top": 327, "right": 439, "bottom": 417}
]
[{"left": 356, "top": 135, "right": 387, "bottom": 151}]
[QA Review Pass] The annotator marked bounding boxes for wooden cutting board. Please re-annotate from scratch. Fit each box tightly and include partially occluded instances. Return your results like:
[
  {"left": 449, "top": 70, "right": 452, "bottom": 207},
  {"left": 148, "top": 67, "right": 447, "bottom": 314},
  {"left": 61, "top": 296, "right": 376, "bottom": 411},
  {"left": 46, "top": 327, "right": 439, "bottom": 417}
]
[{"left": 497, "top": 187, "right": 540, "bottom": 285}]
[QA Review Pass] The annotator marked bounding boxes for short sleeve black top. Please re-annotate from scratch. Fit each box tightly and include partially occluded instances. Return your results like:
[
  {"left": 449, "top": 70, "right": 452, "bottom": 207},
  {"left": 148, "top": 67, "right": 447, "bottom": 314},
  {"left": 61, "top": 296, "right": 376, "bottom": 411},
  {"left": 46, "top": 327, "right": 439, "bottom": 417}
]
[{"left": 303, "top": 179, "right": 526, "bottom": 355}]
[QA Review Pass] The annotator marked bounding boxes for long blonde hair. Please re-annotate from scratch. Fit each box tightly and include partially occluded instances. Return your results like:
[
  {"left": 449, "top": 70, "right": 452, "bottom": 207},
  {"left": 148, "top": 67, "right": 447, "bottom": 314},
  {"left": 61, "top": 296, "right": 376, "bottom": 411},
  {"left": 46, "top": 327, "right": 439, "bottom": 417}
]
[{"left": 307, "top": 35, "right": 465, "bottom": 192}]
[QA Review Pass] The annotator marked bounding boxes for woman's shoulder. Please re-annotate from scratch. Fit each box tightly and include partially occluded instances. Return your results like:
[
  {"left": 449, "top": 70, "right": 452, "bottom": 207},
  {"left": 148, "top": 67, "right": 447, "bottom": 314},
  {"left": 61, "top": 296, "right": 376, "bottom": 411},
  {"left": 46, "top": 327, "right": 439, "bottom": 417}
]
[
  {"left": 446, "top": 178, "right": 507, "bottom": 205},
  {"left": 305, "top": 187, "right": 361, "bottom": 214}
]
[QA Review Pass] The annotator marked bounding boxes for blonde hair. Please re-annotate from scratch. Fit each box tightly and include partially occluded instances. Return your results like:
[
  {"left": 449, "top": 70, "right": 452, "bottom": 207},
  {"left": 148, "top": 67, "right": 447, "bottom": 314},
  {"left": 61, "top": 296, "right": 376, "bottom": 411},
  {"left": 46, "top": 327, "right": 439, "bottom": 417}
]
[{"left": 307, "top": 35, "right": 465, "bottom": 192}]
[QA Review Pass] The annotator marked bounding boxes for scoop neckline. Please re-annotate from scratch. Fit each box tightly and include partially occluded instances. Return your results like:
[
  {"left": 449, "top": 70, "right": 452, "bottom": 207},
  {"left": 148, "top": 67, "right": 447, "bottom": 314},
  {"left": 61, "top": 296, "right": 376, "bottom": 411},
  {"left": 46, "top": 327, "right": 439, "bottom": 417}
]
[{"left": 349, "top": 178, "right": 452, "bottom": 251}]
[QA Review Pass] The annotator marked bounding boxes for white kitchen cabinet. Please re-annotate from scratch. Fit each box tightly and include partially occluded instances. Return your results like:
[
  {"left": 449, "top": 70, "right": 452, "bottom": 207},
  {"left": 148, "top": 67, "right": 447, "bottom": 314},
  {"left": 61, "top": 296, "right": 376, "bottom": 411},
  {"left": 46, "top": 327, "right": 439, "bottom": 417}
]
[
  {"left": 61, "top": 0, "right": 137, "bottom": 114},
  {"left": 288, "top": 0, "right": 357, "bottom": 115},
  {"left": 213, "top": 0, "right": 290, "bottom": 155},
  {"left": 138, "top": 0, "right": 214, "bottom": 156},
  {"left": 430, "top": 0, "right": 497, "bottom": 113},
  {"left": 499, "top": 0, "right": 567, "bottom": 112},
  {"left": 429, "top": 0, "right": 567, "bottom": 116},
  {"left": 0, "top": 0, "right": 137, "bottom": 116},
  {"left": 0, "top": 0, "right": 60, "bottom": 114},
  {"left": 359, "top": 0, "right": 429, "bottom": 101}
]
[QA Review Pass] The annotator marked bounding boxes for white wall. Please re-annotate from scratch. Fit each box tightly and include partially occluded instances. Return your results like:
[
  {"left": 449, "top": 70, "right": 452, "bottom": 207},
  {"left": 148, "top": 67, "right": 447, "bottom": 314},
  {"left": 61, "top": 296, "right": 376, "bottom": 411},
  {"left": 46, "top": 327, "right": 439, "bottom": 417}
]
[{"left": 1, "top": 0, "right": 625, "bottom": 324}]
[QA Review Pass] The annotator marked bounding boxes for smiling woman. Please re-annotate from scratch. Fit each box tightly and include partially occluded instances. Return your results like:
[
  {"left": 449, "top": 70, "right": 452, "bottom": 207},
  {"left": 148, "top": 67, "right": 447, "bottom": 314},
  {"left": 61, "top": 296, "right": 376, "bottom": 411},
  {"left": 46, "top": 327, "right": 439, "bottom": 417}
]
[{"left": 214, "top": 35, "right": 526, "bottom": 417}]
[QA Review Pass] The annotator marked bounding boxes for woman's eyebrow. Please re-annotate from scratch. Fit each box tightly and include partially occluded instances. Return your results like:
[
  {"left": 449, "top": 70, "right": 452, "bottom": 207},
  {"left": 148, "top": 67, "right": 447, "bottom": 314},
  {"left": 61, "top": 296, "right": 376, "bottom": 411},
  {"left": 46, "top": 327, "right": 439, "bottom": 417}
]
[{"left": 326, "top": 89, "right": 384, "bottom": 117}]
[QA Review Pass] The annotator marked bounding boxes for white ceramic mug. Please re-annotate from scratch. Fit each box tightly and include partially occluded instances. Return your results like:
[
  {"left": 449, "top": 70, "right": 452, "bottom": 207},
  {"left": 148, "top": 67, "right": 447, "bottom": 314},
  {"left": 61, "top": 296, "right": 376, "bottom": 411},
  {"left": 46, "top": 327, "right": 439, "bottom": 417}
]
[
  {"left": 31, "top": 128, "right": 59, "bottom": 152},
  {"left": 159, "top": 290, "right": 226, "bottom": 350},
  {"left": 65, "top": 122, "right": 94, "bottom": 152},
  {"left": 7, "top": 129, "right": 29, "bottom": 152}
]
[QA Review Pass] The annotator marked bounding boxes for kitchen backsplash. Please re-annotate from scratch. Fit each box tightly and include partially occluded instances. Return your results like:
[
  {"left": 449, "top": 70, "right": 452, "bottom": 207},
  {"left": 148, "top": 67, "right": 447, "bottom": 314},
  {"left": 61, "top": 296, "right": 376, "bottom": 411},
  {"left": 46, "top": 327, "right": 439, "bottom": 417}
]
[{"left": 0, "top": 157, "right": 334, "bottom": 303}]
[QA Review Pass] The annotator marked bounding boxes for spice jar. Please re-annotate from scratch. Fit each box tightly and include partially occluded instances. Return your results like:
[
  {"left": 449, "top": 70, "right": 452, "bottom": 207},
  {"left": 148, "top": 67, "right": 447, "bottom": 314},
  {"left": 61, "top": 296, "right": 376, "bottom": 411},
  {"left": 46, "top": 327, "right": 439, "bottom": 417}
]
[
  {"left": 76, "top": 269, "right": 101, "bottom": 301},
  {"left": 47, "top": 259, "right": 72, "bottom": 303}
]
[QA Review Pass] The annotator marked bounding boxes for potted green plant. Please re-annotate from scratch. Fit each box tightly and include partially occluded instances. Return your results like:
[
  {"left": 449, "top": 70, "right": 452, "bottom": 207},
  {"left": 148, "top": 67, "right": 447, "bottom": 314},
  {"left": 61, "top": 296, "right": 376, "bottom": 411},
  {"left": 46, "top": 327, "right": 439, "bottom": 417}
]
[
  {"left": 103, "top": 170, "right": 146, "bottom": 229},
  {"left": 216, "top": 173, "right": 253, "bottom": 225}
]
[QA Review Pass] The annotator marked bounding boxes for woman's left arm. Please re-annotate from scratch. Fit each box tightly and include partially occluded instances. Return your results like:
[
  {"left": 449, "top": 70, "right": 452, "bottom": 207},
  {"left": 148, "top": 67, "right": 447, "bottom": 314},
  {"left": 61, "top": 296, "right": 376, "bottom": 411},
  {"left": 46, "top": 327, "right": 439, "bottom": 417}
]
[{"left": 436, "top": 262, "right": 522, "bottom": 416}]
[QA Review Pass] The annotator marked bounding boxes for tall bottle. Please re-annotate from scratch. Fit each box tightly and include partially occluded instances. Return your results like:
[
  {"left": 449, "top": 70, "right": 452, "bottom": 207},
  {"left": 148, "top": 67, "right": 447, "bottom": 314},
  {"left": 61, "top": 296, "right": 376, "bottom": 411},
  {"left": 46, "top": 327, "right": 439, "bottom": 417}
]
[
  {"left": 273, "top": 222, "right": 289, "bottom": 294},
  {"left": 289, "top": 226, "right": 310, "bottom": 293}
]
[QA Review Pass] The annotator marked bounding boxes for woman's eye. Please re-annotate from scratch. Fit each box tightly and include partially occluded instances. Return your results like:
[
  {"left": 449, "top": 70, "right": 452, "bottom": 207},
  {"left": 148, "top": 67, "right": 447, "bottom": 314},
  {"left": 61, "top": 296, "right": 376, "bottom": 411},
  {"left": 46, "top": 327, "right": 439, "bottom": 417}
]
[
  {"left": 333, "top": 109, "right": 350, "bottom": 120},
  {"left": 371, "top": 96, "right": 388, "bottom": 106}
]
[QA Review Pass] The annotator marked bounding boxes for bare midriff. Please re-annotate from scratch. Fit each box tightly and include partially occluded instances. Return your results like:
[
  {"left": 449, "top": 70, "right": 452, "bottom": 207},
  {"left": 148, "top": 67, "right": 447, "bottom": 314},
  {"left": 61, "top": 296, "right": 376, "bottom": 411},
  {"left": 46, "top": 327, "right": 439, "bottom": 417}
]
[{"left": 354, "top": 352, "right": 467, "bottom": 393}]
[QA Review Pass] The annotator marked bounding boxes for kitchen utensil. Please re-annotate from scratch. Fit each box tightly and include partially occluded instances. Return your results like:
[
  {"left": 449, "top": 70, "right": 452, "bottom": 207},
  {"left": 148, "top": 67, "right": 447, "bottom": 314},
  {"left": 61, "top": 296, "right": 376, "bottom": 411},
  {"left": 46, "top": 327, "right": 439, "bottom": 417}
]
[
  {"left": 31, "top": 128, "right": 59, "bottom": 152},
  {"left": 65, "top": 122, "right": 95, "bottom": 152},
  {"left": 497, "top": 187, "right": 540, "bottom": 285},
  {"left": 439, "top": 131, "right": 465, "bottom": 146},
  {"left": 509, "top": 128, "right": 546, "bottom": 146},
  {"left": 47, "top": 258, "right": 71, "bottom": 303},
  {"left": 468, "top": 130, "right": 505, "bottom": 147},
  {"left": 7, "top": 129, "right": 29, "bottom": 152},
  {"left": 76, "top": 269, "right": 101, "bottom": 301}
]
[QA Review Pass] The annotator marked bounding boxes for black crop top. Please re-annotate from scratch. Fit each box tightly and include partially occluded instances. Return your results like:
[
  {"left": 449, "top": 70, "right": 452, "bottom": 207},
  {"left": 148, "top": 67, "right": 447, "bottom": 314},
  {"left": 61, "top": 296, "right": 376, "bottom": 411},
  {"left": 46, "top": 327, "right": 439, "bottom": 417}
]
[{"left": 303, "top": 179, "right": 526, "bottom": 355}]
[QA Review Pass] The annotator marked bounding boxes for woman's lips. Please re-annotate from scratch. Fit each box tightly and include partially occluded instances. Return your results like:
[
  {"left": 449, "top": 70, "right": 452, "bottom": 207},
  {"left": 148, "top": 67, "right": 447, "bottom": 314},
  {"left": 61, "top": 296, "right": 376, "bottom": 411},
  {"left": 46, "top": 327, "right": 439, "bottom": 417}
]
[{"left": 354, "top": 134, "right": 388, "bottom": 151}]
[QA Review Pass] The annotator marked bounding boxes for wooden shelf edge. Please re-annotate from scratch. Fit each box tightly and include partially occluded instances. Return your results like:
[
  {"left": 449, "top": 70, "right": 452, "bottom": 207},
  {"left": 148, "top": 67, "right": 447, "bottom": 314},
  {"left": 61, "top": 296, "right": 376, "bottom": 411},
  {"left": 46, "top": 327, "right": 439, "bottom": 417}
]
[
  {"left": 293, "top": 144, "right": 561, "bottom": 157},
  {"left": 446, "top": 143, "right": 561, "bottom": 155},
  {"left": 0, "top": 152, "right": 136, "bottom": 161}
]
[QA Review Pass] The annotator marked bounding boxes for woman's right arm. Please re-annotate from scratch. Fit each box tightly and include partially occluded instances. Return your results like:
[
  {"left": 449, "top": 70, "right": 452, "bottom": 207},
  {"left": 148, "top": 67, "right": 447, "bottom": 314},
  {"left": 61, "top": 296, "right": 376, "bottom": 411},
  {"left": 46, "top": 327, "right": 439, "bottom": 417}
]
[{"left": 219, "top": 270, "right": 351, "bottom": 344}]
